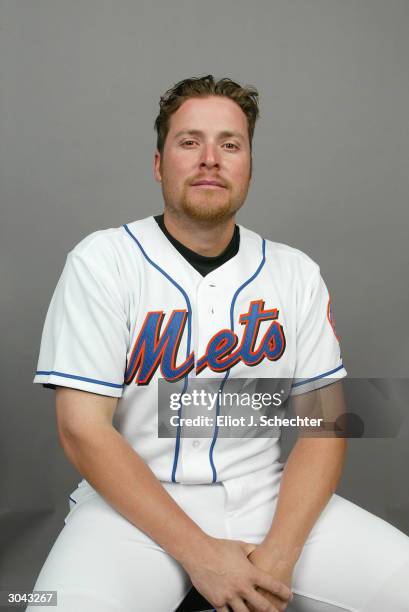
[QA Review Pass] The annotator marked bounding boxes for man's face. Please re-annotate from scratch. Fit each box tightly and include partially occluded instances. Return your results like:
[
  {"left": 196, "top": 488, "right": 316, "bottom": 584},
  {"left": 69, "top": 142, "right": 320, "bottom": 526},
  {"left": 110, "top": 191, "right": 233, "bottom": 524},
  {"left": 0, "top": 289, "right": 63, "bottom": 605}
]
[{"left": 154, "top": 96, "right": 252, "bottom": 223}]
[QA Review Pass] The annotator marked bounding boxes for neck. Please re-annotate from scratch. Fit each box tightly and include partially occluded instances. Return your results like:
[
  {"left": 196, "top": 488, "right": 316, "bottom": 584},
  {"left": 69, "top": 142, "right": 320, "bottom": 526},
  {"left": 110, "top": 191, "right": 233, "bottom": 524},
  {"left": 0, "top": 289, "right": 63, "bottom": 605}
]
[{"left": 162, "top": 210, "right": 236, "bottom": 256}]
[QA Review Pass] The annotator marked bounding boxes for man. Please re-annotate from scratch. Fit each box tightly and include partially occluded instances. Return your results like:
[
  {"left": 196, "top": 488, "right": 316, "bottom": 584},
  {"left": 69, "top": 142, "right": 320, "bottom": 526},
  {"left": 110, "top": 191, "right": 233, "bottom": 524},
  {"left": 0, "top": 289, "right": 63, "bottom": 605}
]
[{"left": 31, "top": 76, "right": 409, "bottom": 611}]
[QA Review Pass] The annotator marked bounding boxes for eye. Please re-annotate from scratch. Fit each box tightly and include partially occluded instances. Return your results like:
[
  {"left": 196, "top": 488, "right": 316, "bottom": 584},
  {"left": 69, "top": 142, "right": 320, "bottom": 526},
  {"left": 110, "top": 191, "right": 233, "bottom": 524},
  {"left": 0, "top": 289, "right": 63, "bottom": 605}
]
[
  {"left": 223, "top": 142, "right": 239, "bottom": 150},
  {"left": 181, "top": 140, "right": 198, "bottom": 147}
]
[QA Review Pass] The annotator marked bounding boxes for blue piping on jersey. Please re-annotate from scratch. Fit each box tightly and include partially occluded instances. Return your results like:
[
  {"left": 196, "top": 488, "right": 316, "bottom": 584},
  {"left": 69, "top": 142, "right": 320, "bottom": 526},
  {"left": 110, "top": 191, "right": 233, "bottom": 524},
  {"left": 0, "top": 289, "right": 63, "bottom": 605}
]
[
  {"left": 123, "top": 224, "right": 192, "bottom": 483},
  {"left": 35, "top": 370, "right": 124, "bottom": 389},
  {"left": 208, "top": 238, "right": 266, "bottom": 483},
  {"left": 291, "top": 363, "right": 345, "bottom": 388}
]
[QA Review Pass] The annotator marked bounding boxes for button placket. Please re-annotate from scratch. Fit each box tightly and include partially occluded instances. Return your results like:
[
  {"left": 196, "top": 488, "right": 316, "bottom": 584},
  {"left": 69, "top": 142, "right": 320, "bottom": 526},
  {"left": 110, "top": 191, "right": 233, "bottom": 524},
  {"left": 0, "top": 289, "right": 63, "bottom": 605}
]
[{"left": 208, "top": 282, "right": 216, "bottom": 316}]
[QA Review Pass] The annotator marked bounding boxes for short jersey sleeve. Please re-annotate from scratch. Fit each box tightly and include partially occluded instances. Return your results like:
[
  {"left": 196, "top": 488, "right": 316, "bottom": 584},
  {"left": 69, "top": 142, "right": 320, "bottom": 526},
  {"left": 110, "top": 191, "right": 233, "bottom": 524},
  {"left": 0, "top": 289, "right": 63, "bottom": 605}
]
[
  {"left": 33, "top": 247, "right": 129, "bottom": 397},
  {"left": 290, "top": 267, "right": 347, "bottom": 396}
]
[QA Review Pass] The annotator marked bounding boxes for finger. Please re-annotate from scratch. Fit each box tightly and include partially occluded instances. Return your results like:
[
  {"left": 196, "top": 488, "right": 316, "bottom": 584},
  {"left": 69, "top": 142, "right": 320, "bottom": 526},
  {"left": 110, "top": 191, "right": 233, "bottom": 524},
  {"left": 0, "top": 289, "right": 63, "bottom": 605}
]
[
  {"left": 255, "top": 587, "right": 289, "bottom": 612},
  {"left": 260, "top": 595, "right": 288, "bottom": 612},
  {"left": 228, "top": 598, "right": 251, "bottom": 612},
  {"left": 243, "top": 588, "right": 279, "bottom": 612},
  {"left": 255, "top": 571, "right": 293, "bottom": 603},
  {"left": 238, "top": 540, "right": 258, "bottom": 557}
]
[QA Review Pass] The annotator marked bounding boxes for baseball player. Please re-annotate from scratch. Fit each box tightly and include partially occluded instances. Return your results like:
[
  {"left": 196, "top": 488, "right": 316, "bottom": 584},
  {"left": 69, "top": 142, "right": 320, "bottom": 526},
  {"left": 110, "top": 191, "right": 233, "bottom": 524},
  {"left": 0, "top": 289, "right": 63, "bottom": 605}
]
[{"left": 30, "top": 76, "right": 409, "bottom": 611}]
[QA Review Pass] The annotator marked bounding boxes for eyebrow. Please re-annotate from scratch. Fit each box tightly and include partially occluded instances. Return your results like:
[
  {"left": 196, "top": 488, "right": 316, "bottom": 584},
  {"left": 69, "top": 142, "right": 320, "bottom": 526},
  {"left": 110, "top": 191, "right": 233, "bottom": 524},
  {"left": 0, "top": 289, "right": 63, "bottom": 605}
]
[{"left": 174, "top": 129, "right": 245, "bottom": 142}]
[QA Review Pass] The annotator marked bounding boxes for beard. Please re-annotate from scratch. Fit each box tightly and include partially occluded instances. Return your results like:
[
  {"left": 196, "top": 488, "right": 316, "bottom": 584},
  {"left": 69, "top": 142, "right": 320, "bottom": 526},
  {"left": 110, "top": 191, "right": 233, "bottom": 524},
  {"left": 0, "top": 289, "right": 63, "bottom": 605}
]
[
  {"left": 160, "top": 176, "right": 250, "bottom": 225},
  {"left": 179, "top": 186, "right": 238, "bottom": 223}
]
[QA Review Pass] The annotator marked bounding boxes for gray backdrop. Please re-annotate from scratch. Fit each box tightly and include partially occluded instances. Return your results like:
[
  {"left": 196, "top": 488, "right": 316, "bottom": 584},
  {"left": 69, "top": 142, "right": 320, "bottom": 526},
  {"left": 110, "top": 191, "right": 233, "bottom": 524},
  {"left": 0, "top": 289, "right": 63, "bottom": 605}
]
[{"left": 1, "top": 0, "right": 408, "bottom": 599}]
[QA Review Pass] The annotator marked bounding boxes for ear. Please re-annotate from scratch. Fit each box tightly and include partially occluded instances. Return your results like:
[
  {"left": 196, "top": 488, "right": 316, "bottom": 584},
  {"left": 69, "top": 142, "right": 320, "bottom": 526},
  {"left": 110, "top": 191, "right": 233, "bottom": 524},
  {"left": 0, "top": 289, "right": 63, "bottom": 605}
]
[{"left": 153, "top": 151, "right": 162, "bottom": 183}]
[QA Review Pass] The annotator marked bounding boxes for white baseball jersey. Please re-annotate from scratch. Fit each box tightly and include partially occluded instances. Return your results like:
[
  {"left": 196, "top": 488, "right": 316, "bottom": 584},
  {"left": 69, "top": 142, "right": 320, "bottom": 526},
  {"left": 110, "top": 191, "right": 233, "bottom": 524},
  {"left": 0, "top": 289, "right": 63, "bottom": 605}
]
[{"left": 34, "top": 215, "right": 347, "bottom": 484}]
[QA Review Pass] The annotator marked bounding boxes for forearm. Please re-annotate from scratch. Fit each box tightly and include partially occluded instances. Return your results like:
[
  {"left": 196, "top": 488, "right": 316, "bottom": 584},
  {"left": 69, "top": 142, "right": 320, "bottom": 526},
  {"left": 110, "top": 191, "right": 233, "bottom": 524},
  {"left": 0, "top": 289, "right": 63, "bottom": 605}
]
[
  {"left": 263, "top": 437, "right": 347, "bottom": 565},
  {"left": 61, "top": 424, "right": 210, "bottom": 566}
]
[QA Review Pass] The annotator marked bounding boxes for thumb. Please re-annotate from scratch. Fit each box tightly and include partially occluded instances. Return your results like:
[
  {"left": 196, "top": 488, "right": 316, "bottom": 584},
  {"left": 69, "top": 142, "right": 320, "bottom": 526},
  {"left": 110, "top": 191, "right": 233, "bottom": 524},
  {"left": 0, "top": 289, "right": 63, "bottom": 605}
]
[{"left": 237, "top": 540, "right": 258, "bottom": 557}]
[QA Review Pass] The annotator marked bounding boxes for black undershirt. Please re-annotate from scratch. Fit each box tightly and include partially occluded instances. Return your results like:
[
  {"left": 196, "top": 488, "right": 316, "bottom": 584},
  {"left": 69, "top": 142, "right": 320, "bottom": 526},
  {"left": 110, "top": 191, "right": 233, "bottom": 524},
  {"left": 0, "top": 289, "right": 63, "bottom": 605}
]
[{"left": 154, "top": 214, "right": 240, "bottom": 277}]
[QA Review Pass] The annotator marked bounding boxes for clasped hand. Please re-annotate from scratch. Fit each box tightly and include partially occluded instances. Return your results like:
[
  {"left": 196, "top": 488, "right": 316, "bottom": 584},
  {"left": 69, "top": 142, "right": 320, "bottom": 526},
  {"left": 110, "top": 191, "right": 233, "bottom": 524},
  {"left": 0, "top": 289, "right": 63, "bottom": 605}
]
[{"left": 181, "top": 537, "right": 294, "bottom": 612}]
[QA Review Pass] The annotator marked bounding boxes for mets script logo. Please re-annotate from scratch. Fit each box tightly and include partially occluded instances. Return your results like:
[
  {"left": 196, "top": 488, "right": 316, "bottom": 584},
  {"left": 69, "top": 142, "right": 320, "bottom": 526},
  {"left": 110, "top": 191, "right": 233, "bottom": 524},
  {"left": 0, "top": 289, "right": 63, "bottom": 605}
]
[{"left": 125, "top": 300, "right": 286, "bottom": 385}]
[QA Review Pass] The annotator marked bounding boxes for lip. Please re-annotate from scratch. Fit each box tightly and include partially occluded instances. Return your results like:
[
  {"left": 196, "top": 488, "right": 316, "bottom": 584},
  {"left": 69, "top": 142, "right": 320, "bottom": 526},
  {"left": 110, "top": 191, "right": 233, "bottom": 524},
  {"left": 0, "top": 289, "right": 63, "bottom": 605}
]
[{"left": 191, "top": 180, "right": 227, "bottom": 188}]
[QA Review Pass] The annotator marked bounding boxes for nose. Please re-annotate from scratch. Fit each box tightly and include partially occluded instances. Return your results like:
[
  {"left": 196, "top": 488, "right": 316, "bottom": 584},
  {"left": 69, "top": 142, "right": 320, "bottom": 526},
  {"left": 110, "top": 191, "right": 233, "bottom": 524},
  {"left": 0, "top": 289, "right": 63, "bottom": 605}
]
[{"left": 199, "top": 143, "right": 220, "bottom": 169}]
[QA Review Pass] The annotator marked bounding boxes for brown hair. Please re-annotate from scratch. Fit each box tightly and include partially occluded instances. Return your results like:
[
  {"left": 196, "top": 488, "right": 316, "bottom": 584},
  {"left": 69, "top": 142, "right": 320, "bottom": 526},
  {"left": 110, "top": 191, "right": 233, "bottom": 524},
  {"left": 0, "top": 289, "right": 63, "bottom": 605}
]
[{"left": 154, "top": 75, "right": 260, "bottom": 155}]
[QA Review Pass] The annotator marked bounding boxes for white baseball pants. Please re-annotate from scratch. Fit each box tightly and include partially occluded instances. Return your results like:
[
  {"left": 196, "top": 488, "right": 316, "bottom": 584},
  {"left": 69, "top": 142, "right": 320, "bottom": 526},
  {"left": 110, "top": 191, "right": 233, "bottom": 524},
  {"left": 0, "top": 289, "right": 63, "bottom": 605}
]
[{"left": 27, "top": 462, "right": 409, "bottom": 612}]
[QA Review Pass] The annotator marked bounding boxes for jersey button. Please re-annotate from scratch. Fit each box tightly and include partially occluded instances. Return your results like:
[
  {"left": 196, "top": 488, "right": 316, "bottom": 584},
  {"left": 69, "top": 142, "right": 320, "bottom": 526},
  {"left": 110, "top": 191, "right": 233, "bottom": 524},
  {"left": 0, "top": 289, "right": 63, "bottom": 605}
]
[{"left": 192, "top": 440, "right": 200, "bottom": 449}]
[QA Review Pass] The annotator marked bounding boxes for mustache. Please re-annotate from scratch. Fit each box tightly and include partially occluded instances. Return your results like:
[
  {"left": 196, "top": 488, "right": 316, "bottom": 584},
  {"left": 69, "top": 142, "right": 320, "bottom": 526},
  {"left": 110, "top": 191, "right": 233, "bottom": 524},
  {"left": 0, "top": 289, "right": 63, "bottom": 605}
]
[{"left": 188, "top": 178, "right": 230, "bottom": 188}]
